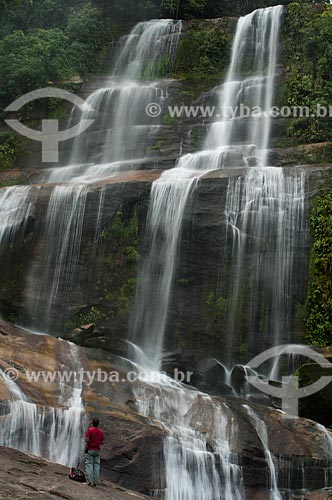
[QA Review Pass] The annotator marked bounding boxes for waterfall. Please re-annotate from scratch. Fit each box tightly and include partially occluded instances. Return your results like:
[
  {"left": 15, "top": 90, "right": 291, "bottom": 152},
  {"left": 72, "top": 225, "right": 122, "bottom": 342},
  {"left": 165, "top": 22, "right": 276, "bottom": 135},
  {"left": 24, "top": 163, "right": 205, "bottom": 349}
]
[
  {"left": 224, "top": 168, "right": 306, "bottom": 366},
  {"left": 0, "top": 186, "right": 33, "bottom": 248},
  {"left": 130, "top": 161, "right": 199, "bottom": 370},
  {"left": 316, "top": 423, "right": 332, "bottom": 488},
  {"left": 49, "top": 20, "right": 181, "bottom": 183},
  {"left": 129, "top": 6, "right": 285, "bottom": 369},
  {"left": 244, "top": 405, "right": 282, "bottom": 499},
  {"left": 127, "top": 8, "right": 312, "bottom": 498},
  {"left": 1, "top": 7, "right": 330, "bottom": 499},
  {"left": 0, "top": 341, "right": 85, "bottom": 466},
  {"left": 113, "top": 20, "right": 180, "bottom": 79},
  {"left": 25, "top": 185, "right": 88, "bottom": 332},
  {"left": 132, "top": 371, "right": 244, "bottom": 499},
  {"left": 0, "top": 369, "right": 43, "bottom": 456},
  {"left": 48, "top": 341, "right": 85, "bottom": 465},
  {"left": 205, "top": 6, "right": 282, "bottom": 166},
  {"left": 92, "top": 185, "right": 106, "bottom": 256},
  {"left": 20, "top": 20, "right": 182, "bottom": 332}
]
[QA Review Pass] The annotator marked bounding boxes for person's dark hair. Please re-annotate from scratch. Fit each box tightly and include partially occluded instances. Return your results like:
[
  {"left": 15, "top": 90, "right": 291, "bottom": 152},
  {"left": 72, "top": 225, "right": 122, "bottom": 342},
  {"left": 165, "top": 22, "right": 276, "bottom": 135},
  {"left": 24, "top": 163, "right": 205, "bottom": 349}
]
[{"left": 92, "top": 418, "right": 99, "bottom": 427}]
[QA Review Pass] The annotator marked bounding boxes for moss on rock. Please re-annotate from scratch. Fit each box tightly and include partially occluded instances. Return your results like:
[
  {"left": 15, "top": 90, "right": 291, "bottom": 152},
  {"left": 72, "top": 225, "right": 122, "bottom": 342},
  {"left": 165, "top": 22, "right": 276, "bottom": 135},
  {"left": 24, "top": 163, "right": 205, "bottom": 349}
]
[{"left": 173, "top": 18, "right": 234, "bottom": 80}]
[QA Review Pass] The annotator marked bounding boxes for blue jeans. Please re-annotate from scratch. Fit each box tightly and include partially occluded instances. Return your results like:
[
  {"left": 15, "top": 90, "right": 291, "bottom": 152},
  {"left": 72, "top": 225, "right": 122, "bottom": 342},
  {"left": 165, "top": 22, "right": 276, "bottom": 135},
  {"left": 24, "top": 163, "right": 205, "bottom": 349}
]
[{"left": 85, "top": 450, "right": 101, "bottom": 485}]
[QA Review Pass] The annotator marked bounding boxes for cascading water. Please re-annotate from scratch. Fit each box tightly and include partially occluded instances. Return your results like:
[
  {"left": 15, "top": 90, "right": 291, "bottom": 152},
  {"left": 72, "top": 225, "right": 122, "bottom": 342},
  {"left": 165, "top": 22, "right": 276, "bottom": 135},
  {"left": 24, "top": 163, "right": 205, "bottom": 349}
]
[
  {"left": 48, "top": 341, "right": 85, "bottom": 465},
  {"left": 0, "top": 369, "right": 43, "bottom": 456},
  {"left": 92, "top": 185, "right": 106, "bottom": 256},
  {"left": 0, "top": 186, "right": 33, "bottom": 249},
  {"left": 133, "top": 371, "right": 244, "bottom": 500},
  {"left": 49, "top": 20, "right": 181, "bottom": 183},
  {"left": 213, "top": 5, "right": 307, "bottom": 366},
  {"left": 205, "top": 7, "right": 282, "bottom": 166},
  {"left": 0, "top": 28, "right": 185, "bottom": 480},
  {"left": 131, "top": 359, "right": 332, "bottom": 500},
  {"left": 127, "top": 7, "right": 321, "bottom": 500},
  {"left": 25, "top": 185, "right": 88, "bottom": 331},
  {"left": 244, "top": 405, "right": 282, "bottom": 499},
  {"left": 316, "top": 423, "right": 332, "bottom": 489},
  {"left": 0, "top": 341, "right": 85, "bottom": 466},
  {"left": 130, "top": 6, "right": 285, "bottom": 369},
  {"left": 224, "top": 167, "right": 306, "bottom": 367},
  {"left": 21, "top": 20, "right": 182, "bottom": 332}
]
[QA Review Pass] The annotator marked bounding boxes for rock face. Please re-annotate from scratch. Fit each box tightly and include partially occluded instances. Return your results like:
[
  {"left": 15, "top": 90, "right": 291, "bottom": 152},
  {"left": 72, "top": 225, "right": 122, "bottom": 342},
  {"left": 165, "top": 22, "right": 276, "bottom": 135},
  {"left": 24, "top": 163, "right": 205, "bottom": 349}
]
[
  {"left": 1, "top": 164, "right": 331, "bottom": 372},
  {"left": 0, "top": 320, "right": 332, "bottom": 498},
  {"left": 0, "top": 446, "right": 154, "bottom": 500}
]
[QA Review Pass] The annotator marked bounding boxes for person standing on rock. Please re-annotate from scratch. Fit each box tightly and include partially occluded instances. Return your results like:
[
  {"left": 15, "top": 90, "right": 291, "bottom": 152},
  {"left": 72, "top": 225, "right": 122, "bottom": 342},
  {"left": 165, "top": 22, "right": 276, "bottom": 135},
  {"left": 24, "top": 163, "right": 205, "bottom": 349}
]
[{"left": 85, "top": 418, "right": 105, "bottom": 487}]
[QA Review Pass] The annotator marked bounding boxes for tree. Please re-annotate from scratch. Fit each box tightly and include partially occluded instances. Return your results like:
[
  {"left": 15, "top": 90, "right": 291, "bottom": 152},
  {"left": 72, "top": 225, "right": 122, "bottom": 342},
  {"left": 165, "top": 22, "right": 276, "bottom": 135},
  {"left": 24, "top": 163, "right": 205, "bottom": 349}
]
[
  {"left": 66, "top": 3, "right": 104, "bottom": 47},
  {"left": 161, "top": 0, "right": 207, "bottom": 19},
  {"left": 0, "top": 29, "right": 71, "bottom": 105}
]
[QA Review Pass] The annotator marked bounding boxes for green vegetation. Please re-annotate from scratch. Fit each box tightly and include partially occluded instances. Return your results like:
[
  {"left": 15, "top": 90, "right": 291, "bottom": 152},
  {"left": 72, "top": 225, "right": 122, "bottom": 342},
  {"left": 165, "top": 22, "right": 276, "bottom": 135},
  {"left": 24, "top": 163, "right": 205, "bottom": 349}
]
[
  {"left": 149, "top": 139, "right": 166, "bottom": 151},
  {"left": 174, "top": 23, "right": 232, "bottom": 79},
  {"left": 0, "top": 132, "right": 24, "bottom": 171},
  {"left": 161, "top": 0, "right": 207, "bottom": 19},
  {"left": 100, "top": 210, "right": 139, "bottom": 319},
  {"left": 305, "top": 194, "right": 332, "bottom": 345},
  {"left": 0, "top": 3, "right": 112, "bottom": 111},
  {"left": 282, "top": 3, "right": 332, "bottom": 145},
  {"left": 68, "top": 208, "right": 140, "bottom": 334},
  {"left": 118, "top": 277, "right": 138, "bottom": 316},
  {"left": 0, "top": 1, "right": 115, "bottom": 167},
  {"left": 163, "top": 113, "right": 178, "bottom": 125},
  {"left": 0, "top": 179, "right": 25, "bottom": 188},
  {"left": 142, "top": 54, "right": 171, "bottom": 79},
  {"left": 99, "top": 211, "right": 139, "bottom": 316},
  {"left": 0, "top": 0, "right": 329, "bottom": 114},
  {"left": 289, "top": 144, "right": 332, "bottom": 165},
  {"left": 206, "top": 291, "right": 227, "bottom": 334},
  {"left": 295, "top": 302, "right": 307, "bottom": 332},
  {"left": 161, "top": 0, "right": 327, "bottom": 20},
  {"left": 79, "top": 305, "right": 103, "bottom": 326},
  {"left": 102, "top": 209, "right": 139, "bottom": 240}
]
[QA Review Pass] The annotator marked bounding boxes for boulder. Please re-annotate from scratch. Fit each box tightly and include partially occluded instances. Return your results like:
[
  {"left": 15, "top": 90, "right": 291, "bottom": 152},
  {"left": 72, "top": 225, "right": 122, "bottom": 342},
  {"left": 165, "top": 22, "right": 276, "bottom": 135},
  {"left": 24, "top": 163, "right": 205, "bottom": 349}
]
[
  {"left": 304, "top": 491, "right": 332, "bottom": 500},
  {"left": 297, "top": 362, "right": 332, "bottom": 427},
  {"left": 79, "top": 323, "right": 95, "bottom": 333}
]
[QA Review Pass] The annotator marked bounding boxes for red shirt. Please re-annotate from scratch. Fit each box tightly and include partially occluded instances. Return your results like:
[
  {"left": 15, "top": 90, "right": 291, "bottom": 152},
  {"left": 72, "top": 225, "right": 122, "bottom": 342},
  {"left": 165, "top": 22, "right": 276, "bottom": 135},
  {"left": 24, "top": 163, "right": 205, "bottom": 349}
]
[{"left": 86, "top": 427, "right": 105, "bottom": 451}]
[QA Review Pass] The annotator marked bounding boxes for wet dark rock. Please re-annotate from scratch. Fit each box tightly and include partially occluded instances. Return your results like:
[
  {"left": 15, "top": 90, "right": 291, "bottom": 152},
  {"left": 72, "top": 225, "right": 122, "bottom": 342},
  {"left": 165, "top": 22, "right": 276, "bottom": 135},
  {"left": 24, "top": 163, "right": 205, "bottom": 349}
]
[
  {"left": 1, "top": 164, "right": 332, "bottom": 369},
  {"left": 297, "top": 362, "right": 332, "bottom": 427},
  {"left": 191, "top": 357, "right": 235, "bottom": 395}
]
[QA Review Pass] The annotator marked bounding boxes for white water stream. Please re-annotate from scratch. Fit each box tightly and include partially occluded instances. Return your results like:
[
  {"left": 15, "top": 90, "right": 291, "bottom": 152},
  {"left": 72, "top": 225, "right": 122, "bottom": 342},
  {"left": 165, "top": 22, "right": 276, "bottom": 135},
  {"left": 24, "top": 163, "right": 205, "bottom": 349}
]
[{"left": 0, "top": 341, "right": 84, "bottom": 466}]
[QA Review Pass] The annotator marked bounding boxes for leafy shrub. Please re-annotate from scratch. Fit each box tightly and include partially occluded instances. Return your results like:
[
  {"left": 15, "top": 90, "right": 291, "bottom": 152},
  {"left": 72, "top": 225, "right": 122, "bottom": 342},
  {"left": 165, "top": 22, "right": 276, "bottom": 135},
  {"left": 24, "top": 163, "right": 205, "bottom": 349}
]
[
  {"left": 66, "top": 3, "right": 104, "bottom": 47},
  {"left": 305, "top": 194, "right": 332, "bottom": 345},
  {"left": 0, "top": 132, "right": 23, "bottom": 171},
  {"left": 174, "top": 25, "right": 232, "bottom": 78},
  {"left": 0, "top": 29, "right": 71, "bottom": 106},
  {"left": 282, "top": 3, "right": 332, "bottom": 144},
  {"left": 79, "top": 306, "right": 103, "bottom": 326}
]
